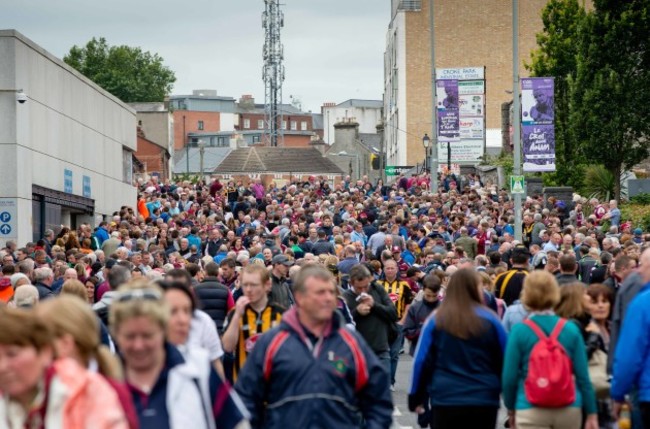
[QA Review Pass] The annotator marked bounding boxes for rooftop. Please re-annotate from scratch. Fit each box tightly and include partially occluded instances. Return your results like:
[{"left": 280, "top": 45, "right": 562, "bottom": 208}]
[
  {"left": 215, "top": 147, "right": 344, "bottom": 174},
  {"left": 173, "top": 147, "right": 233, "bottom": 174}
]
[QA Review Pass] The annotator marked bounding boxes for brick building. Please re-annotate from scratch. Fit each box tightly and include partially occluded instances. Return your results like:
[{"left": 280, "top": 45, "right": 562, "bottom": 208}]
[
  {"left": 135, "top": 127, "right": 171, "bottom": 179},
  {"left": 169, "top": 90, "right": 237, "bottom": 150},
  {"left": 384, "top": 0, "right": 551, "bottom": 167},
  {"left": 236, "top": 95, "right": 316, "bottom": 147}
]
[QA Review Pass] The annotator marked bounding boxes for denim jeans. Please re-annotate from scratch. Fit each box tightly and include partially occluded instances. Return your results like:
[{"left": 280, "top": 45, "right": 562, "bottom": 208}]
[
  {"left": 389, "top": 324, "right": 404, "bottom": 386},
  {"left": 376, "top": 350, "right": 391, "bottom": 382}
]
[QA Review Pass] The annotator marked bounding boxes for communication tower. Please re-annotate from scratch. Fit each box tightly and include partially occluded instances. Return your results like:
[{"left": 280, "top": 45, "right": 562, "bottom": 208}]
[{"left": 262, "top": 0, "right": 285, "bottom": 146}]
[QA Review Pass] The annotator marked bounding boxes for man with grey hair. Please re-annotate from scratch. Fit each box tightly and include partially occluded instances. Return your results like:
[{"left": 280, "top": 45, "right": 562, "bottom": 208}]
[
  {"left": 93, "top": 264, "right": 132, "bottom": 325},
  {"left": 531, "top": 213, "right": 546, "bottom": 245},
  {"left": 33, "top": 266, "right": 55, "bottom": 300}
]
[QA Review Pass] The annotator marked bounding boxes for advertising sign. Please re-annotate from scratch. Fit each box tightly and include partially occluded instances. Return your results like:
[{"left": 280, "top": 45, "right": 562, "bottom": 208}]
[
  {"left": 438, "top": 140, "right": 484, "bottom": 163},
  {"left": 459, "top": 94, "right": 484, "bottom": 116},
  {"left": 521, "top": 77, "right": 555, "bottom": 172},
  {"left": 460, "top": 118, "right": 484, "bottom": 139},
  {"left": 458, "top": 80, "right": 485, "bottom": 95},
  {"left": 436, "top": 67, "right": 485, "bottom": 80},
  {"left": 436, "top": 79, "right": 460, "bottom": 141}
]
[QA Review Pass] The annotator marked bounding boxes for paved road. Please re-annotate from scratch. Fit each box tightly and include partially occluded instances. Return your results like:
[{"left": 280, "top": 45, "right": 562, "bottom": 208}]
[{"left": 391, "top": 353, "right": 508, "bottom": 429}]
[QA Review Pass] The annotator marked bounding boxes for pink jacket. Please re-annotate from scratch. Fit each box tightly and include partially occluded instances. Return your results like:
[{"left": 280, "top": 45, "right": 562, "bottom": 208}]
[{"left": 0, "top": 359, "right": 129, "bottom": 429}]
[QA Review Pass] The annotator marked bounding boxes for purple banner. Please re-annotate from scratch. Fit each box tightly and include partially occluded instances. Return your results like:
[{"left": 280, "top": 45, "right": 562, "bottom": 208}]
[
  {"left": 522, "top": 77, "right": 555, "bottom": 172},
  {"left": 521, "top": 77, "right": 554, "bottom": 125},
  {"left": 436, "top": 79, "right": 460, "bottom": 141},
  {"left": 523, "top": 124, "right": 556, "bottom": 172}
]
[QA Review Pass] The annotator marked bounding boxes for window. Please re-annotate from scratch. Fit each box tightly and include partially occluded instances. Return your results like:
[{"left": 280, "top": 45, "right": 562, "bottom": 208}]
[
  {"left": 291, "top": 121, "right": 297, "bottom": 131},
  {"left": 198, "top": 120, "right": 204, "bottom": 130},
  {"left": 301, "top": 121, "right": 308, "bottom": 131},
  {"left": 122, "top": 149, "right": 133, "bottom": 184},
  {"left": 244, "top": 119, "right": 251, "bottom": 129},
  {"left": 281, "top": 121, "right": 287, "bottom": 130},
  {"left": 252, "top": 135, "right": 261, "bottom": 143},
  {"left": 258, "top": 120, "right": 264, "bottom": 129}
]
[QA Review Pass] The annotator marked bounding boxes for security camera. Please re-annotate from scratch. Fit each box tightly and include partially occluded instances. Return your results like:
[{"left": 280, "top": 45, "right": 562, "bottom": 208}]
[{"left": 16, "top": 90, "right": 27, "bottom": 104}]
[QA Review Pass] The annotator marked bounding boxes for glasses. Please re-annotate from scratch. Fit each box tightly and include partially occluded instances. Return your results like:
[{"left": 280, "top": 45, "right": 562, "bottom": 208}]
[{"left": 116, "top": 288, "right": 162, "bottom": 303}]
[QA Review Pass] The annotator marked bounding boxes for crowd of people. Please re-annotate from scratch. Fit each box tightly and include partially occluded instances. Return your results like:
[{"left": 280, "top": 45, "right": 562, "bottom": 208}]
[{"left": 0, "top": 171, "right": 649, "bottom": 429}]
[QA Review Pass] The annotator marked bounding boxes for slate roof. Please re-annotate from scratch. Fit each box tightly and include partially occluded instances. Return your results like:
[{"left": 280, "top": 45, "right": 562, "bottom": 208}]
[
  {"left": 214, "top": 147, "right": 344, "bottom": 174},
  {"left": 312, "top": 113, "right": 324, "bottom": 131},
  {"left": 337, "top": 99, "right": 383, "bottom": 109},
  {"left": 173, "top": 147, "right": 233, "bottom": 174},
  {"left": 359, "top": 133, "right": 381, "bottom": 152}
]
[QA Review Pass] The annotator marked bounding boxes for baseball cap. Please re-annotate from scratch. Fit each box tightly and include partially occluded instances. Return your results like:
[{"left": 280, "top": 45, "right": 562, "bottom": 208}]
[
  {"left": 272, "top": 255, "right": 294, "bottom": 266},
  {"left": 634, "top": 228, "right": 643, "bottom": 236}
]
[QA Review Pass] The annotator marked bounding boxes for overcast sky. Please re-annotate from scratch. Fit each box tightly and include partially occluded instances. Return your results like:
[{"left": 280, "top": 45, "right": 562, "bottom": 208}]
[{"left": 2, "top": 0, "right": 390, "bottom": 112}]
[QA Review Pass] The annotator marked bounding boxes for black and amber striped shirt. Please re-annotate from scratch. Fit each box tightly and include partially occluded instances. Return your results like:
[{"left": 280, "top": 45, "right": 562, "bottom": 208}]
[
  {"left": 380, "top": 278, "right": 413, "bottom": 320},
  {"left": 225, "top": 303, "right": 284, "bottom": 381}
]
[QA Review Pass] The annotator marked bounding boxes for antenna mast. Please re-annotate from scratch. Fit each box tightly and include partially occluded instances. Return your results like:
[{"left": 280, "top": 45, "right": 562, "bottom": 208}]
[{"left": 262, "top": 0, "right": 285, "bottom": 146}]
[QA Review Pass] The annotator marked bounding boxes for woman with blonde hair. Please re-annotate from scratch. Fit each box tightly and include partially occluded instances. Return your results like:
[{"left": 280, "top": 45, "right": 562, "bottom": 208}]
[
  {"left": 0, "top": 305, "right": 129, "bottom": 429},
  {"left": 502, "top": 272, "right": 597, "bottom": 429},
  {"left": 110, "top": 281, "right": 249, "bottom": 429}
]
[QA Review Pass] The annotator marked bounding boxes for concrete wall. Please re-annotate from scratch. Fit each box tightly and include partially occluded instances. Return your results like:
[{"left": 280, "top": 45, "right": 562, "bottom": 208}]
[
  {"left": 384, "top": 11, "right": 408, "bottom": 166},
  {"left": 0, "top": 30, "right": 136, "bottom": 246}
]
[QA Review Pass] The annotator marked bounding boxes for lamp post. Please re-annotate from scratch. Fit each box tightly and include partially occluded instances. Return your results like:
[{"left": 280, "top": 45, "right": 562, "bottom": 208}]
[
  {"left": 422, "top": 133, "right": 431, "bottom": 176},
  {"left": 512, "top": 0, "right": 523, "bottom": 242},
  {"left": 429, "top": 0, "right": 438, "bottom": 192},
  {"left": 198, "top": 139, "right": 206, "bottom": 181}
]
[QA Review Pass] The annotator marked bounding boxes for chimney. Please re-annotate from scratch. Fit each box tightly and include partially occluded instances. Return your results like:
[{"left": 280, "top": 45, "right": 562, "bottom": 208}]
[{"left": 333, "top": 119, "right": 360, "bottom": 147}]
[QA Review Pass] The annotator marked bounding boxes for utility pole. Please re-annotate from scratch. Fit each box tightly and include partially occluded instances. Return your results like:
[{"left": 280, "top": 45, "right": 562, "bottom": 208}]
[
  {"left": 429, "top": 0, "right": 438, "bottom": 192},
  {"left": 512, "top": 0, "right": 523, "bottom": 242},
  {"left": 262, "top": 0, "right": 285, "bottom": 147}
]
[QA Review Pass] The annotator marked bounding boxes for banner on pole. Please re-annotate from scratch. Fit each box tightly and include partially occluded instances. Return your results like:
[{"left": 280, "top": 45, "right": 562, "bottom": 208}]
[
  {"left": 521, "top": 77, "right": 555, "bottom": 172},
  {"left": 436, "top": 79, "right": 460, "bottom": 141}
]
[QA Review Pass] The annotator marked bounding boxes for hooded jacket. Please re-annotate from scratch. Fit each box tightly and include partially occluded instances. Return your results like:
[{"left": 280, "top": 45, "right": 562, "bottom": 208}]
[{"left": 235, "top": 307, "right": 393, "bottom": 429}]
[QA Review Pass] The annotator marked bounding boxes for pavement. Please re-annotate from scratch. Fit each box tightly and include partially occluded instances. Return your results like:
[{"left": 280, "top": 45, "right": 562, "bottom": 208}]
[{"left": 391, "top": 353, "right": 508, "bottom": 429}]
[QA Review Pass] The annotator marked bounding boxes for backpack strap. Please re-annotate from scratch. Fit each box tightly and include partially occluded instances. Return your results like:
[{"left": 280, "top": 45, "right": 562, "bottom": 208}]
[
  {"left": 549, "top": 318, "right": 567, "bottom": 341},
  {"left": 523, "top": 318, "right": 548, "bottom": 340},
  {"left": 339, "top": 329, "right": 369, "bottom": 392},
  {"left": 263, "top": 330, "right": 290, "bottom": 382}
]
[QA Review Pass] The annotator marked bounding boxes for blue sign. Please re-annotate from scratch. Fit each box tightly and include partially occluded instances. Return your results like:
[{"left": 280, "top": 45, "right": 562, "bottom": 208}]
[
  {"left": 83, "top": 175, "right": 91, "bottom": 198},
  {"left": 0, "top": 198, "right": 17, "bottom": 240},
  {"left": 0, "top": 225, "right": 10, "bottom": 235},
  {"left": 64, "top": 169, "right": 73, "bottom": 194},
  {"left": 0, "top": 212, "right": 10, "bottom": 223}
]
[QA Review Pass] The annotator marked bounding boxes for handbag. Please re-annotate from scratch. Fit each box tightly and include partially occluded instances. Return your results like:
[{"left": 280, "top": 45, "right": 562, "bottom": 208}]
[{"left": 588, "top": 349, "right": 610, "bottom": 399}]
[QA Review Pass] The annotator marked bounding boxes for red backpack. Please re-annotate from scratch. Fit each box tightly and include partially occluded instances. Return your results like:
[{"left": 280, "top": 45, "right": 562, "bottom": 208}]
[{"left": 523, "top": 318, "right": 575, "bottom": 407}]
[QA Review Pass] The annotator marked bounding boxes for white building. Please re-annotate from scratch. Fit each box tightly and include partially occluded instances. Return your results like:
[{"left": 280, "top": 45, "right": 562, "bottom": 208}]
[
  {"left": 0, "top": 30, "right": 137, "bottom": 247},
  {"left": 321, "top": 99, "right": 383, "bottom": 145}
]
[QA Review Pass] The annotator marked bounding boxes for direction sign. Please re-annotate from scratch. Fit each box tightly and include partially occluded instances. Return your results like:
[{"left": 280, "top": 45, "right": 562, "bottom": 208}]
[
  {"left": 385, "top": 166, "right": 414, "bottom": 177},
  {"left": 0, "top": 198, "right": 17, "bottom": 244},
  {"left": 510, "top": 175, "right": 526, "bottom": 194}
]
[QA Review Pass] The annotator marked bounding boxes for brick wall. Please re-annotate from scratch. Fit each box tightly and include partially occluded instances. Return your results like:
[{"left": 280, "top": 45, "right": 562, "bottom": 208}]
[
  {"left": 172, "top": 111, "right": 221, "bottom": 150},
  {"left": 402, "top": 0, "right": 550, "bottom": 165},
  {"left": 136, "top": 136, "right": 168, "bottom": 177}
]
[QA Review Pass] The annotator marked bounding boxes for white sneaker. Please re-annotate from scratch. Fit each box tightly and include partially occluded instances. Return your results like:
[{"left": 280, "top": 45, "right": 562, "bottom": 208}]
[{"left": 390, "top": 384, "right": 396, "bottom": 392}]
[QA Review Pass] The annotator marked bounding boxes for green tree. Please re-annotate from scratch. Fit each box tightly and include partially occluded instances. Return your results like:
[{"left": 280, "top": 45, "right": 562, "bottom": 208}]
[
  {"left": 570, "top": 0, "right": 650, "bottom": 201},
  {"left": 526, "top": 0, "right": 587, "bottom": 190},
  {"left": 64, "top": 37, "right": 176, "bottom": 103}
]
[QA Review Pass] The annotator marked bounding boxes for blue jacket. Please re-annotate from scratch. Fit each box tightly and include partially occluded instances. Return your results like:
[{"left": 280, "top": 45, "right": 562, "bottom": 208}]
[
  {"left": 409, "top": 306, "right": 507, "bottom": 408},
  {"left": 95, "top": 227, "right": 110, "bottom": 246},
  {"left": 611, "top": 283, "right": 650, "bottom": 402},
  {"left": 235, "top": 307, "right": 393, "bottom": 429}
]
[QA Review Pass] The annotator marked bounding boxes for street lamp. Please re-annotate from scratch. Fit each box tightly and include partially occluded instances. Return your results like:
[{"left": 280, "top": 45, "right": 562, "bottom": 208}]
[
  {"left": 422, "top": 133, "right": 430, "bottom": 174},
  {"left": 198, "top": 139, "right": 206, "bottom": 180},
  {"left": 447, "top": 140, "right": 451, "bottom": 173}
]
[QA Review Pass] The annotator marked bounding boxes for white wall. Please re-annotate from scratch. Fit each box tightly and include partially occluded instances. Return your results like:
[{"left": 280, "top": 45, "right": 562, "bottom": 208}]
[
  {"left": 220, "top": 112, "right": 236, "bottom": 132},
  {"left": 323, "top": 105, "right": 382, "bottom": 145},
  {"left": 0, "top": 30, "right": 137, "bottom": 246},
  {"left": 383, "top": 12, "right": 408, "bottom": 167}
]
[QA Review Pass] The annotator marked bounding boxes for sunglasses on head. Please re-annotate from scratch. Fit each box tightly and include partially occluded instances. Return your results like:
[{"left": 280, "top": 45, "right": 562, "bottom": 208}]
[{"left": 116, "top": 288, "right": 162, "bottom": 303}]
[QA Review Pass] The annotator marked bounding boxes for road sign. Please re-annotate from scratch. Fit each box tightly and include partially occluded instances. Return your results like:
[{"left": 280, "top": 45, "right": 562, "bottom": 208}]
[
  {"left": 385, "top": 166, "right": 414, "bottom": 177},
  {"left": 0, "top": 198, "right": 17, "bottom": 243},
  {"left": 510, "top": 175, "right": 526, "bottom": 194}
]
